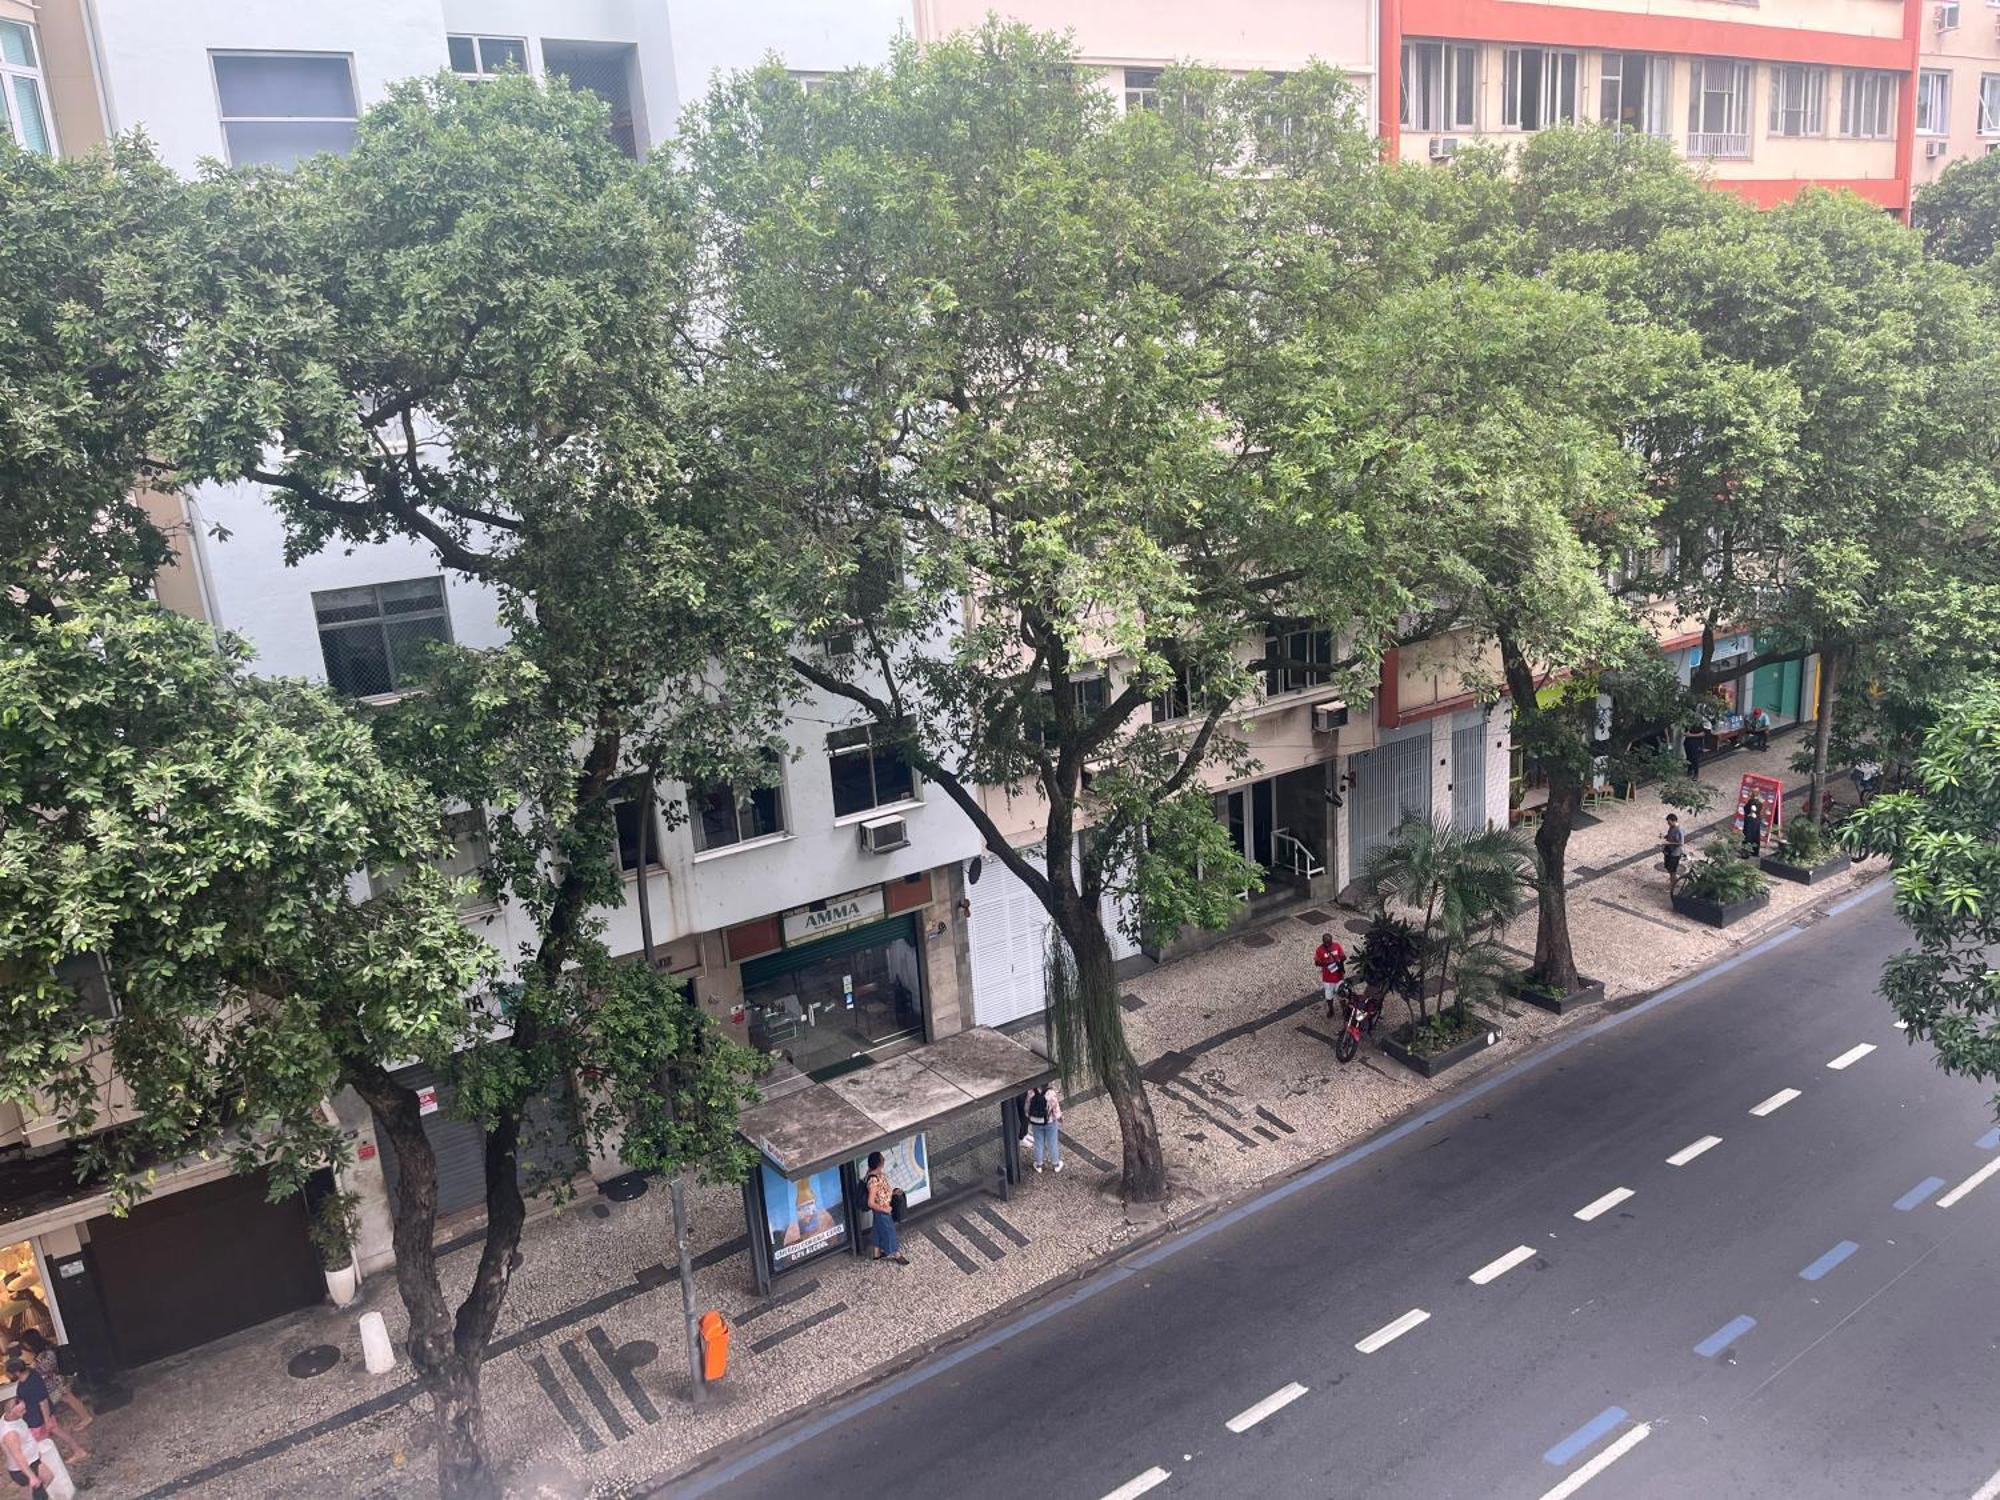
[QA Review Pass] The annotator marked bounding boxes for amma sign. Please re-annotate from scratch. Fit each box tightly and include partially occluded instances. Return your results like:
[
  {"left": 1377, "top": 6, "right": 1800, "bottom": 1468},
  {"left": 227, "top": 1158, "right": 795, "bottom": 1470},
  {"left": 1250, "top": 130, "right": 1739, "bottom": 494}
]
[{"left": 781, "top": 886, "right": 886, "bottom": 945}]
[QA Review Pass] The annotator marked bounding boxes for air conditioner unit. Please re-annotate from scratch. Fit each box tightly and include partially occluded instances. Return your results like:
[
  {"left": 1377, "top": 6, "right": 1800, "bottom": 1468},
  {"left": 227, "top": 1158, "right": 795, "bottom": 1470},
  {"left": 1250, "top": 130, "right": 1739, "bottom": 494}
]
[
  {"left": 1428, "top": 136, "right": 1459, "bottom": 162},
  {"left": 1926, "top": 139, "right": 1950, "bottom": 159},
  {"left": 1311, "top": 700, "right": 1350, "bottom": 734},
  {"left": 859, "top": 814, "right": 909, "bottom": 854}
]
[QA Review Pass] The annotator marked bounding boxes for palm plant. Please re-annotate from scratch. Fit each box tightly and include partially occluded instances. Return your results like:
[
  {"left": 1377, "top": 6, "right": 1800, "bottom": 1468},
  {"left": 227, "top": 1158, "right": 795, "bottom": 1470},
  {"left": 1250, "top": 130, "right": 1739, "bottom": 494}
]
[{"left": 1359, "top": 817, "right": 1537, "bottom": 1024}]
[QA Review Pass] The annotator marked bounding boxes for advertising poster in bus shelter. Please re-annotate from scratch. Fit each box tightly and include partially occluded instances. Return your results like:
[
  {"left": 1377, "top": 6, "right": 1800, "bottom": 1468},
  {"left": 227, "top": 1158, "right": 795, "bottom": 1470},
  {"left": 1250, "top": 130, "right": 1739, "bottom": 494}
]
[
  {"left": 760, "top": 1163, "right": 849, "bottom": 1271},
  {"left": 851, "top": 1132, "right": 931, "bottom": 1210}
]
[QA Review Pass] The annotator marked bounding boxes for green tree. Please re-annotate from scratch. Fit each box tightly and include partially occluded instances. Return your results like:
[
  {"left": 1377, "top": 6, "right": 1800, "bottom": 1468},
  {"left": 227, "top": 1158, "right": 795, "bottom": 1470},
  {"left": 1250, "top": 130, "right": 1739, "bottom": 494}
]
[
  {"left": 0, "top": 592, "right": 489, "bottom": 1261},
  {"left": 1842, "top": 680, "right": 2000, "bottom": 1117},
  {"left": 1913, "top": 149, "right": 2000, "bottom": 274},
  {"left": 0, "top": 137, "right": 193, "bottom": 592},
  {"left": 1357, "top": 819, "right": 1534, "bottom": 1025},
  {"left": 687, "top": 28, "right": 1428, "bottom": 1199},
  {"left": 160, "top": 77, "right": 777, "bottom": 1494}
]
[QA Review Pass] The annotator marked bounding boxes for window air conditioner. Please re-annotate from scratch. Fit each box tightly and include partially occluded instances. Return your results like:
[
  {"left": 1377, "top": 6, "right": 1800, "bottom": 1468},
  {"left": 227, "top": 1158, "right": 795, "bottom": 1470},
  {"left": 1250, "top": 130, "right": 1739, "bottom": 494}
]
[
  {"left": 1428, "top": 136, "right": 1459, "bottom": 162},
  {"left": 859, "top": 814, "right": 909, "bottom": 854},
  {"left": 1926, "top": 139, "right": 1950, "bottom": 159},
  {"left": 1311, "top": 700, "right": 1350, "bottom": 734}
]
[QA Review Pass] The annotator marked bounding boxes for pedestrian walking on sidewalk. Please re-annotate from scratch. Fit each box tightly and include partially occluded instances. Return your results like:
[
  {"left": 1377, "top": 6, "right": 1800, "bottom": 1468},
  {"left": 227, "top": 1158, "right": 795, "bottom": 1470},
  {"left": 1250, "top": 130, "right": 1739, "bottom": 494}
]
[
  {"left": 13, "top": 1334, "right": 89, "bottom": 1443},
  {"left": 1, "top": 1393, "right": 51, "bottom": 1500},
  {"left": 1662, "top": 813, "right": 1685, "bottom": 890},
  {"left": 864, "top": 1152, "right": 907, "bottom": 1266},
  {"left": 1026, "top": 1084, "right": 1063, "bottom": 1173}
]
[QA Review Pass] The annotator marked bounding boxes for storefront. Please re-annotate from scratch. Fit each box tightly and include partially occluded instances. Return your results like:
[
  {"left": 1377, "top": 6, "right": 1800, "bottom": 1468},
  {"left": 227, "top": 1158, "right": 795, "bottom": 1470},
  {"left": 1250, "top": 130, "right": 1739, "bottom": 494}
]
[
  {"left": 741, "top": 896, "right": 928, "bottom": 1081},
  {"left": 373, "top": 1066, "right": 582, "bottom": 1220},
  {"left": 0, "top": 1239, "right": 60, "bottom": 1344}
]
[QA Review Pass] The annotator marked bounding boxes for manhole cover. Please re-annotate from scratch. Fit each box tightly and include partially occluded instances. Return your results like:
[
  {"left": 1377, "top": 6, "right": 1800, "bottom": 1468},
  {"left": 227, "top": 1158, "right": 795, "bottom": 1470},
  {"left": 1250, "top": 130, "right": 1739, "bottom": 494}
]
[
  {"left": 1343, "top": 918, "right": 1371, "bottom": 937},
  {"left": 1118, "top": 993, "right": 1146, "bottom": 1012},
  {"left": 591, "top": 1203, "right": 611, "bottom": 1219},
  {"left": 617, "top": 1339, "right": 659, "bottom": 1370},
  {"left": 600, "top": 1172, "right": 650, "bottom": 1203},
  {"left": 287, "top": 1345, "right": 341, "bottom": 1379},
  {"left": 1240, "top": 931, "right": 1276, "bottom": 950}
]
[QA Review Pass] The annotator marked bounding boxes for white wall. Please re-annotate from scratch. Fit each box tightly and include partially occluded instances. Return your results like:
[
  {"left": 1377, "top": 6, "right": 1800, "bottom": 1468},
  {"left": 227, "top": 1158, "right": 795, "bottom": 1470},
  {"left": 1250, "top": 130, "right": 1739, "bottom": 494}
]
[{"left": 658, "top": 0, "right": 908, "bottom": 124}]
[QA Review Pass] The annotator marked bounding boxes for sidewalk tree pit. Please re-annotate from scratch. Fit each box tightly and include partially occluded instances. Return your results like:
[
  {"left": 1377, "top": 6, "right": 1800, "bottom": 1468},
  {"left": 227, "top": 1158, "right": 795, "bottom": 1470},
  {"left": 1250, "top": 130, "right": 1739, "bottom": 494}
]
[
  {"left": 1759, "top": 817, "right": 1852, "bottom": 886},
  {"left": 1670, "top": 848, "right": 1773, "bottom": 928}
]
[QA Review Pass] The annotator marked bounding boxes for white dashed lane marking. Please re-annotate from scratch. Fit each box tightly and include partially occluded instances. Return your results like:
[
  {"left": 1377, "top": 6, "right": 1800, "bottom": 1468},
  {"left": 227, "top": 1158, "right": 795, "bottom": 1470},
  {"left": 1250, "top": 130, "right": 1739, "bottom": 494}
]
[
  {"left": 1750, "top": 1088, "right": 1801, "bottom": 1117},
  {"left": 1469, "top": 1246, "right": 1537, "bottom": 1285},
  {"left": 1938, "top": 1157, "right": 2000, "bottom": 1209},
  {"left": 1828, "top": 1043, "right": 1876, "bottom": 1070},
  {"left": 1537, "top": 1424, "right": 1653, "bottom": 1500},
  {"left": 1573, "top": 1188, "right": 1634, "bottom": 1222},
  {"left": 1099, "top": 1466, "right": 1172, "bottom": 1500},
  {"left": 1666, "top": 1135, "right": 1721, "bottom": 1167},
  {"left": 1225, "top": 1382, "right": 1308, "bottom": 1433},
  {"left": 1355, "top": 1308, "right": 1430, "bottom": 1353}
]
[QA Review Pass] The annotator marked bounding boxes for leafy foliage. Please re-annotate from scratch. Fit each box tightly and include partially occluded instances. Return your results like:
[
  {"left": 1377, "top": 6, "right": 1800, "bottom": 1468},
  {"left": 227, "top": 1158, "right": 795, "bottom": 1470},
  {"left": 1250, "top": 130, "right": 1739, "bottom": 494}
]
[
  {"left": 1842, "top": 681, "right": 2000, "bottom": 1114},
  {"left": 1772, "top": 814, "right": 1830, "bottom": 867},
  {"left": 1677, "top": 845, "right": 1769, "bottom": 905},
  {"left": 1913, "top": 149, "right": 2000, "bottom": 274},
  {"left": 1358, "top": 819, "right": 1534, "bottom": 1022}
]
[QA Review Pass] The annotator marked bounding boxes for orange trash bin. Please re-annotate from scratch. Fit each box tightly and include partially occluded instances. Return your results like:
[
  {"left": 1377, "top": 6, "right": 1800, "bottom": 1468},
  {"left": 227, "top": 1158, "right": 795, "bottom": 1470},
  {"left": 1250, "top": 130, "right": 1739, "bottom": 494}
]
[{"left": 699, "top": 1309, "right": 731, "bottom": 1382}]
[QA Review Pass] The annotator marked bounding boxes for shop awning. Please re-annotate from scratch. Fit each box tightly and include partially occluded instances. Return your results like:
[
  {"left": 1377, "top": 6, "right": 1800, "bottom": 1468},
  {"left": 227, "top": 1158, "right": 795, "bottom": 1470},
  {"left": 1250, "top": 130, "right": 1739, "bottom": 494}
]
[{"left": 737, "top": 1026, "right": 1056, "bottom": 1180}]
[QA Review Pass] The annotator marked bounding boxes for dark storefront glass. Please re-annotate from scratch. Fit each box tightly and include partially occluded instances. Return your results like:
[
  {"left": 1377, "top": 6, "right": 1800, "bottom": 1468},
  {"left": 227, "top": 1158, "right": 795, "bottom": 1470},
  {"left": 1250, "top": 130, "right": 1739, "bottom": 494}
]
[{"left": 744, "top": 919, "right": 924, "bottom": 1078}]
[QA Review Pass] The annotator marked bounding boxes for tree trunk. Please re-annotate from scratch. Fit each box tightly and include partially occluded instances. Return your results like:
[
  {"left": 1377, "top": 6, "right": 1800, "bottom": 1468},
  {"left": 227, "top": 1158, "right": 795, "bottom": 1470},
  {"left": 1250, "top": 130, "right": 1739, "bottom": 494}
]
[
  {"left": 1059, "top": 906, "right": 1167, "bottom": 1202},
  {"left": 1809, "top": 647, "right": 1839, "bottom": 822},
  {"left": 432, "top": 1358, "right": 493, "bottom": 1500},
  {"left": 1530, "top": 771, "right": 1583, "bottom": 994}
]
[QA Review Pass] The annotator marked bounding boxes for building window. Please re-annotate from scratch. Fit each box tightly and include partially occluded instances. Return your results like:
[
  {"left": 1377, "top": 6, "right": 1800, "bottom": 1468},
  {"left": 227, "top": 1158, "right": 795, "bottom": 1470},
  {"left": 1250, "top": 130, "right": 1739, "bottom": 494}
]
[
  {"left": 1032, "top": 674, "right": 1109, "bottom": 742},
  {"left": 1151, "top": 665, "right": 1205, "bottom": 723},
  {"left": 212, "top": 52, "right": 359, "bottom": 168},
  {"left": 1918, "top": 70, "right": 1951, "bottom": 135},
  {"left": 1265, "top": 625, "right": 1333, "bottom": 696},
  {"left": 1840, "top": 70, "right": 1897, "bottom": 140},
  {"left": 1767, "top": 65, "right": 1826, "bottom": 138},
  {"left": 1938, "top": 0, "right": 1961, "bottom": 28},
  {"left": 611, "top": 785, "right": 664, "bottom": 872},
  {"left": 312, "top": 577, "right": 452, "bottom": 698},
  {"left": 1402, "top": 41, "right": 1477, "bottom": 132},
  {"left": 370, "top": 809, "right": 492, "bottom": 908},
  {"left": 1501, "top": 48, "right": 1578, "bottom": 131},
  {"left": 1123, "top": 67, "right": 1162, "bottom": 114},
  {"left": 1600, "top": 53, "right": 1669, "bottom": 137},
  {"left": 1687, "top": 59, "right": 1752, "bottom": 158},
  {"left": 54, "top": 954, "right": 119, "bottom": 1022},
  {"left": 543, "top": 40, "right": 639, "bottom": 157},
  {"left": 692, "top": 757, "right": 787, "bottom": 853},
  {"left": 1982, "top": 75, "right": 2000, "bottom": 135},
  {"left": 827, "top": 724, "right": 916, "bottom": 818},
  {"left": 447, "top": 35, "right": 529, "bottom": 79},
  {"left": 0, "top": 21, "right": 54, "bottom": 156}
]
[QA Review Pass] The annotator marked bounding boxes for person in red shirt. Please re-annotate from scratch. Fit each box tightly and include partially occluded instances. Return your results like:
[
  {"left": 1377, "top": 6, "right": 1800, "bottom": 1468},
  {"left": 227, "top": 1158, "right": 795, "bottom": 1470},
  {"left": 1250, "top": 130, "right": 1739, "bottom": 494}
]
[{"left": 1314, "top": 932, "right": 1347, "bottom": 1018}]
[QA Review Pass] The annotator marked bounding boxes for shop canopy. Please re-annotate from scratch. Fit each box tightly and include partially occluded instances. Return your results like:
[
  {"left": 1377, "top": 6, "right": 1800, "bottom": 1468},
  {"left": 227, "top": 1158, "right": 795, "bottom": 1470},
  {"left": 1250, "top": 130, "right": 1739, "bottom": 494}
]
[{"left": 737, "top": 1025, "right": 1056, "bottom": 1180}]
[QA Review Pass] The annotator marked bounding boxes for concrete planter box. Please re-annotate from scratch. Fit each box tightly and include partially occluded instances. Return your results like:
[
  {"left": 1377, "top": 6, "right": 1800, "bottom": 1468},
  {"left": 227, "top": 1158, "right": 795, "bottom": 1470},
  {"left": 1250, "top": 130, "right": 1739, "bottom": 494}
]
[
  {"left": 1381, "top": 1011, "right": 1502, "bottom": 1078},
  {"left": 1501, "top": 971, "right": 1608, "bottom": 1016},
  {"left": 1760, "top": 852, "right": 1851, "bottom": 886},
  {"left": 1671, "top": 888, "right": 1771, "bottom": 928}
]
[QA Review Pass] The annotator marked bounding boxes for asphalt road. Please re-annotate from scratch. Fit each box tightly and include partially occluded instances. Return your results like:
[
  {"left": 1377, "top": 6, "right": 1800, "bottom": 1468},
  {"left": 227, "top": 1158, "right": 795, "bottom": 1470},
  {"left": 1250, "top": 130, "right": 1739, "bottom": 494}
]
[{"left": 672, "top": 884, "right": 2000, "bottom": 1500}]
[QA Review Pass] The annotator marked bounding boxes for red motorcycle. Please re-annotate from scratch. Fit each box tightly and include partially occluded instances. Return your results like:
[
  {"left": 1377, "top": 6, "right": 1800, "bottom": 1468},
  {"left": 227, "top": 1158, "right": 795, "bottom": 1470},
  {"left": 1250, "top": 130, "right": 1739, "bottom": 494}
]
[{"left": 1333, "top": 980, "right": 1383, "bottom": 1064}]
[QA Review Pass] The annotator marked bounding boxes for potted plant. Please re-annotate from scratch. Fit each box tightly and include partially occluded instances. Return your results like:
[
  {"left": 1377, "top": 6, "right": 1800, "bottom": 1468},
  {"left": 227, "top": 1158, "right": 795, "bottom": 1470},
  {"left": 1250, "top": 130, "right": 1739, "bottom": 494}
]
[
  {"left": 1358, "top": 819, "right": 1532, "bottom": 1077},
  {"left": 1760, "top": 815, "right": 1851, "bottom": 885},
  {"left": 1671, "top": 846, "right": 1771, "bottom": 927},
  {"left": 310, "top": 1190, "right": 362, "bottom": 1308},
  {"left": 1502, "top": 966, "right": 1608, "bottom": 1016}
]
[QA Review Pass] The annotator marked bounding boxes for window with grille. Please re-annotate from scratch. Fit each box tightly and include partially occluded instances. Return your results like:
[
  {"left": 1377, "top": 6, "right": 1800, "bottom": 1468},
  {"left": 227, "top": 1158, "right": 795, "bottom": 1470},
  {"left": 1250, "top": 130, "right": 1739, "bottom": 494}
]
[
  {"left": 1767, "top": 65, "right": 1826, "bottom": 137},
  {"left": 1840, "top": 70, "right": 1897, "bottom": 139},
  {"left": 827, "top": 724, "right": 917, "bottom": 817},
  {"left": 212, "top": 52, "right": 358, "bottom": 168},
  {"left": 1919, "top": 70, "right": 1951, "bottom": 135},
  {"left": 1501, "top": 48, "right": 1578, "bottom": 131},
  {"left": 0, "top": 21, "right": 54, "bottom": 156},
  {"left": 1265, "top": 624, "right": 1333, "bottom": 696},
  {"left": 543, "top": 41, "right": 639, "bottom": 156},
  {"left": 448, "top": 35, "right": 529, "bottom": 79},
  {"left": 1401, "top": 41, "right": 1478, "bottom": 132},
  {"left": 1687, "top": 59, "right": 1752, "bottom": 158},
  {"left": 312, "top": 577, "right": 452, "bottom": 698},
  {"left": 692, "top": 754, "right": 788, "bottom": 853}
]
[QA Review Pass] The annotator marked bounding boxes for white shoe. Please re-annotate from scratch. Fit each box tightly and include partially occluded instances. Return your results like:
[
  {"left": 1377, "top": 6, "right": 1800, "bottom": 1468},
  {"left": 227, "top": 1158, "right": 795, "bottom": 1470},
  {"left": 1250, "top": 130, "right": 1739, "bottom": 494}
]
[
  {"left": 1033, "top": 1162, "right": 1043, "bottom": 1173},
  {"left": 1053, "top": 1160, "right": 1064, "bottom": 1174}
]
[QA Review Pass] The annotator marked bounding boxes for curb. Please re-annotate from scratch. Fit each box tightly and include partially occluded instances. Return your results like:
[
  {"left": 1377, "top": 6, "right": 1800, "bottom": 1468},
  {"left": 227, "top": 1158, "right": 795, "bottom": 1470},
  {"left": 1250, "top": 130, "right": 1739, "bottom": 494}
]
[{"left": 658, "top": 873, "right": 1894, "bottom": 1495}]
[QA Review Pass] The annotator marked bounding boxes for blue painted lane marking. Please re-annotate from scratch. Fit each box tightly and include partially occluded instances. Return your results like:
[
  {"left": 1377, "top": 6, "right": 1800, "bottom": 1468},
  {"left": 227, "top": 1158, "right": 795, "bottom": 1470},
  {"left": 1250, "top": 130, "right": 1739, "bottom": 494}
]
[
  {"left": 1799, "top": 1240, "right": 1860, "bottom": 1281},
  {"left": 1894, "top": 1177, "right": 1947, "bottom": 1211},
  {"left": 1544, "top": 1407, "right": 1628, "bottom": 1466},
  {"left": 1694, "top": 1315, "right": 1757, "bottom": 1358},
  {"left": 1977, "top": 1128, "right": 2000, "bottom": 1151}
]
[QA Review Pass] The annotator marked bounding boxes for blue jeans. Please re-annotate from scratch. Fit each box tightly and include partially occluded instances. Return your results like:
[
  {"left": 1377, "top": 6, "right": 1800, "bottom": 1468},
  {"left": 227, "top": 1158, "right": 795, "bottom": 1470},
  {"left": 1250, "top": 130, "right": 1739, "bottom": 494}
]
[
  {"left": 1031, "top": 1120, "right": 1061, "bottom": 1167},
  {"left": 871, "top": 1207, "right": 899, "bottom": 1256}
]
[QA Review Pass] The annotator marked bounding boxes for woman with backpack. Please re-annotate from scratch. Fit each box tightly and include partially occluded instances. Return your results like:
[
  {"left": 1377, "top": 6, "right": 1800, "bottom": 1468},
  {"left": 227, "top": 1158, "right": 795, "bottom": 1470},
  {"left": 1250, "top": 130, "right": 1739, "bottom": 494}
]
[
  {"left": 865, "top": 1152, "right": 908, "bottom": 1265},
  {"left": 1026, "top": 1084, "right": 1063, "bottom": 1174}
]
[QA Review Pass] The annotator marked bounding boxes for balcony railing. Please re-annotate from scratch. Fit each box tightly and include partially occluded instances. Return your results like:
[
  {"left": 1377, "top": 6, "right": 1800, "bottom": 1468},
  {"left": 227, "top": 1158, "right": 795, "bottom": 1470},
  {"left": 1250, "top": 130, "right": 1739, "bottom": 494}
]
[{"left": 1688, "top": 131, "right": 1751, "bottom": 159}]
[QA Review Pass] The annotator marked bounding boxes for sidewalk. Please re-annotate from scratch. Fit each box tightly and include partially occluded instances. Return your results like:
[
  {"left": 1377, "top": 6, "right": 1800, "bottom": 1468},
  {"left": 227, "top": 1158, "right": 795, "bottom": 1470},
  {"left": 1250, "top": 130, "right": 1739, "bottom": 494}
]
[{"left": 84, "top": 736, "right": 1871, "bottom": 1500}]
